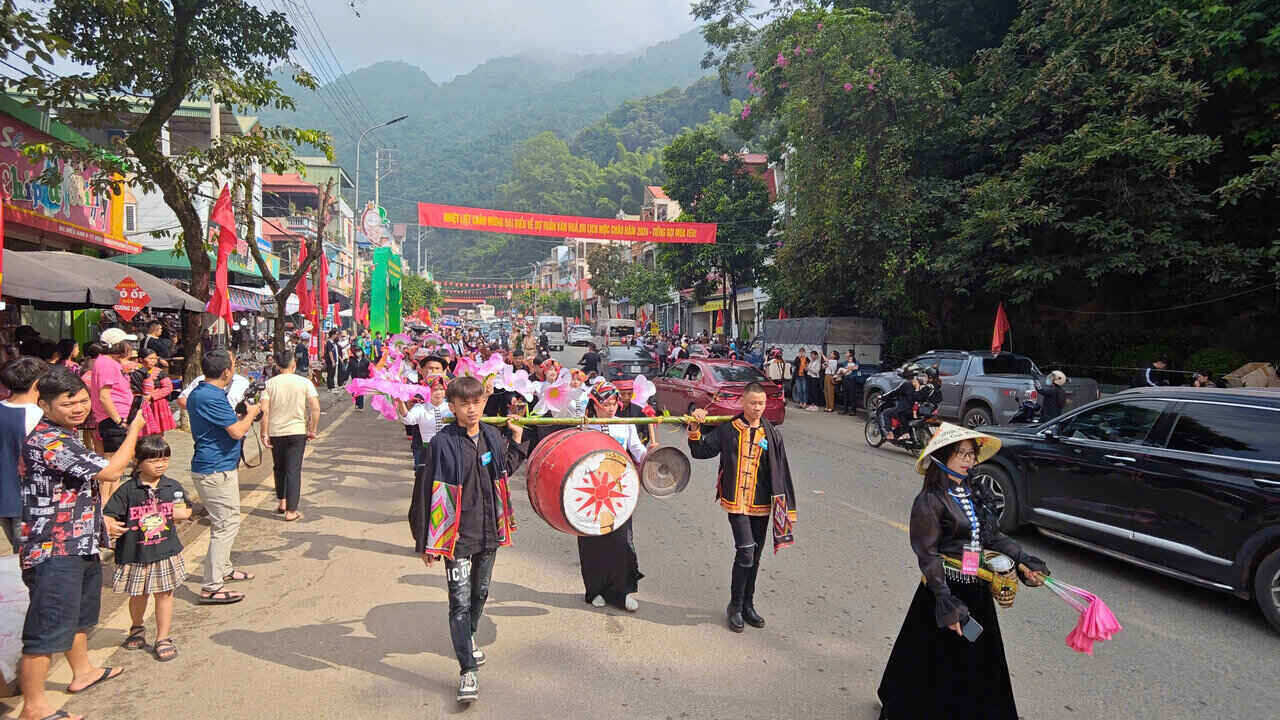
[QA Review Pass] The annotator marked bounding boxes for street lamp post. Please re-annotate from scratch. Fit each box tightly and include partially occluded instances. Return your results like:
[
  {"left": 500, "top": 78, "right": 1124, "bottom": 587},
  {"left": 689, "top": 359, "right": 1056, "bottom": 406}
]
[{"left": 353, "top": 115, "right": 409, "bottom": 224}]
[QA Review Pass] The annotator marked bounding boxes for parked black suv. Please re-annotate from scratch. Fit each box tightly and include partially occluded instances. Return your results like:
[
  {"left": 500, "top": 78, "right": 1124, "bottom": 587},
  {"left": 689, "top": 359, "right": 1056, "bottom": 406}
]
[{"left": 971, "top": 388, "right": 1280, "bottom": 631}]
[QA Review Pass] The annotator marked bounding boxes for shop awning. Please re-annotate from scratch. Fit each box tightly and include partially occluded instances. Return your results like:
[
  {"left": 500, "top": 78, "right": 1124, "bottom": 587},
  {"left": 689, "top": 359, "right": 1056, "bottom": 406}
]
[
  {"left": 2, "top": 250, "right": 204, "bottom": 311},
  {"left": 228, "top": 286, "right": 262, "bottom": 312},
  {"left": 108, "top": 248, "right": 273, "bottom": 283}
]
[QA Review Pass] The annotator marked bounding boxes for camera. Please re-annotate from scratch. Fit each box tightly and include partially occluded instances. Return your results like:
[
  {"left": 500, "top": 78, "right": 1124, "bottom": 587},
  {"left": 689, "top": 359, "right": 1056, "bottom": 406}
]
[{"left": 235, "top": 379, "right": 267, "bottom": 417}]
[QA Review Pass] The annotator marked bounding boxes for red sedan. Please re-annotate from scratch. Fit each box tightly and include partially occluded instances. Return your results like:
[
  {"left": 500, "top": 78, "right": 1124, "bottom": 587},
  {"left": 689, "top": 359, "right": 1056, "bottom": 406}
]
[{"left": 653, "top": 358, "right": 786, "bottom": 425}]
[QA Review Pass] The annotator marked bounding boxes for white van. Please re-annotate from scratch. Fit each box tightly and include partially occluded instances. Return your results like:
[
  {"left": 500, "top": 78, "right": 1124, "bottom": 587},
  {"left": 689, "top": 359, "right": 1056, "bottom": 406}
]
[{"left": 536, "top": 315, "right": 565, "bottom": 351}]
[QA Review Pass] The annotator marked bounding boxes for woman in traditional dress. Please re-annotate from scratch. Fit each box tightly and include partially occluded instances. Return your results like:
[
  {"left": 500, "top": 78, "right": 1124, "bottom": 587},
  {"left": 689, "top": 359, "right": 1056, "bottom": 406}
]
[
  {"left": 578, "top": 382, "right": 647, "bottom": 612},
  {"left": 129, "top": 346, "right": 176, "bottom": 436},
  {"left": 877, "top": 423, "right": 1048, "bottom": 719}
]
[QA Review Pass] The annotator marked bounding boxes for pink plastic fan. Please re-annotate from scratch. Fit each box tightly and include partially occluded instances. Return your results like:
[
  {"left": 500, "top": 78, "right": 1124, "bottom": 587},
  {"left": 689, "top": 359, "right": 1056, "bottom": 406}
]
[{"left": 1044, "top": 578, "right": 1122, "bottom": 655}]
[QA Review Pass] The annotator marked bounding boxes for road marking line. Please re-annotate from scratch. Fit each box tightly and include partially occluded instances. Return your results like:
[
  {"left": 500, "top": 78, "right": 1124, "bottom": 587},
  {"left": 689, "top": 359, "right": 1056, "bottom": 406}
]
[{"left": 13, "top": 404, "right": 355, "bottom": 719}]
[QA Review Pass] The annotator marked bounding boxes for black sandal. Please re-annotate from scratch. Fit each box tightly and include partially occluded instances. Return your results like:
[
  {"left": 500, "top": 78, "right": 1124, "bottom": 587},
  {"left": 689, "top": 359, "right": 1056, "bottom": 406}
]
[
  {"left": 198, "top": 588, "right": 244, "bottom": 604},
  {"left": 154, "top": 638, "right": 178, "bottom": 662},
  {"left": 122, "top": 625, "right": 146, "bottom": 650}
]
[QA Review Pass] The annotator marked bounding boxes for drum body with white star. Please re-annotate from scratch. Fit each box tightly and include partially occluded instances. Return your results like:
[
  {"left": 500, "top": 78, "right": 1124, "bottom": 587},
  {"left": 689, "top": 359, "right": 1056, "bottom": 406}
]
[{"left": 526, "top": 428, "right": 640, "bottom": 536}]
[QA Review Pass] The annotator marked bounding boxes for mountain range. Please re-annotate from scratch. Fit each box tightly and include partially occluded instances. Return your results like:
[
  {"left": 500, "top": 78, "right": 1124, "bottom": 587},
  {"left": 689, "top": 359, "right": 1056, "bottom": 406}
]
[{"left": 261, "top": 29, "right": 718, "bottom": 236}]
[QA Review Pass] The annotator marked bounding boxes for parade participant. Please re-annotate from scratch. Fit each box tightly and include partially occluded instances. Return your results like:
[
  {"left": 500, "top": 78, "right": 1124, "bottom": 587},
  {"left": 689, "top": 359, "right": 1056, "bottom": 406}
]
[
  {"left": 877, "top": 424, "right": 1048, "bottom": 720},
  {"left": 408, "top": 376, "right": 527, "bottom": 704},
  {"left": 613, "top": 379, "right": 657, "bottom": 447},
  {"left": 396, "top": 374, "right": 452, "bottom": 472},
  {"left": 348, "top": 346, "right": 371, "bottom": 411},
  {"left": 17, "top": 367, "right": 145, "bottom": 720},
  {"left": 103, "top": 435, "right": 191, "bottom": 662},
  {"left": 686, "top": 383, "right": 797, "bottom": 632},
  {"left": 579, "top": 382, "right": 647, "bottom": 611}
]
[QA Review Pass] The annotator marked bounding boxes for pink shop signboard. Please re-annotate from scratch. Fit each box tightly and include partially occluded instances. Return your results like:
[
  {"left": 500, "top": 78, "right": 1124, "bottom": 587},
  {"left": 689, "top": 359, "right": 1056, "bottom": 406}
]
[{"left": 0, "top": 117, "right": 139, "bottom": 253}]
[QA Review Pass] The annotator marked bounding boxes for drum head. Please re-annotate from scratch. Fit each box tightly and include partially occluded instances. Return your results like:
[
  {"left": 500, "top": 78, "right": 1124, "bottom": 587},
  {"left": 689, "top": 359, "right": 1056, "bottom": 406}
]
[
  {"left": 639, "top": 446, "right": 691, "bottom": 499},
  {"left": 563, "top": 448, "right": 639, "bottom": 535}
]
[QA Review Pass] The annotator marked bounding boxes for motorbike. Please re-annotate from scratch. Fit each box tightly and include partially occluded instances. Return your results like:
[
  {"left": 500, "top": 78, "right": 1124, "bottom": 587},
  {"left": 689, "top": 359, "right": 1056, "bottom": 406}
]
[
  {"left": 865, "top": 397, "right": 941, "bottom": 451},
  {"left": 1008, "top": 398, "right": 1042, "bottom": 424}
]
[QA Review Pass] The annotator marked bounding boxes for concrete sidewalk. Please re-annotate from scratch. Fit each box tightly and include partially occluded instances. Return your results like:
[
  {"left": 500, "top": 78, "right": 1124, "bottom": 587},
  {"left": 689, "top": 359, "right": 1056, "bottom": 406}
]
[{"left": 0, "top": 386, "right": 351, "bottom": 718}]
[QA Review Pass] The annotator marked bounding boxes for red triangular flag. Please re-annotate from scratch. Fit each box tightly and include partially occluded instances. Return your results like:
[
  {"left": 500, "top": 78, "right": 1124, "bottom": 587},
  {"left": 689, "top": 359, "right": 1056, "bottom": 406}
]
[
  {"left": 992, "top": 302, "right": 1011, "bottom": 354},
  {"left": 715, "top": 309, "right": 724, "bottom": 333},
  {"left": 295, "top": 240, "right": 311, "bottom": 320},
  {"left": 204, "top": 185, "right": 236, "bottom": 326},
  {"left": 778, "top": 307, "right": 787, "bottom": 319}
]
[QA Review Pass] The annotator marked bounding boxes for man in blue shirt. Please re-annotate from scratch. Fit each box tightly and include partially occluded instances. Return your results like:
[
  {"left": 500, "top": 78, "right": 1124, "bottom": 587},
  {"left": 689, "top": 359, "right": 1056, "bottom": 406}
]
[{"left": 188, "top": 350, "right": 261, "bottom": 605}]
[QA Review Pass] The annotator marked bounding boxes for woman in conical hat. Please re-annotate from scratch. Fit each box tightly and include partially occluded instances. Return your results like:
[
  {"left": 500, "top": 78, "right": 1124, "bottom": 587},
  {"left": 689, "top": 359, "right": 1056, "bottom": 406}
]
[{"left": 877, "top": 423, "right": 1049, "bottom": 720}]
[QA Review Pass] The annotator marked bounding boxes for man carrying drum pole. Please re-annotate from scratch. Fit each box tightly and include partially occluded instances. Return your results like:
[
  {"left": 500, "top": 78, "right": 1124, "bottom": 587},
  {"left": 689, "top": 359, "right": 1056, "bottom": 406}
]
[{"left": 686, "top": 382, "right": 798, "bottom": 633}]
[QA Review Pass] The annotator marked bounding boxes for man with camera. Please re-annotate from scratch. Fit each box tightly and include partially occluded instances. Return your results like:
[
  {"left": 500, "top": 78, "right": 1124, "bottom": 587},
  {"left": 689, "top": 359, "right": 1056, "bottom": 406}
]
[
  {"left": 260, "top": 349, "right": 320, "bottom": 522},
  {"left": 187, "top": 350, "right": 261, "bottom": 605}
]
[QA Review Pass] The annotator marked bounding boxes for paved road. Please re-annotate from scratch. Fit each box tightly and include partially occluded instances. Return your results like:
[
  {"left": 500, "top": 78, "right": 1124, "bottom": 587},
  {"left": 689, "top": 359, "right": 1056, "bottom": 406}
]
[{"left": 19, "top": 352, "right": 1279, "bottom": 720}]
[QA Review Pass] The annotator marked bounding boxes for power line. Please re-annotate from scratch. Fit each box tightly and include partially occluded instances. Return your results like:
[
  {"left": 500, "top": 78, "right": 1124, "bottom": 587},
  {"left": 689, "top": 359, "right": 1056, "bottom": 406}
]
[
  {"left": 289, "top": 0, "right": 379, "bottom": 131},
  {"left": 267, "top": 0, "right": 364, "bottom": 146}
]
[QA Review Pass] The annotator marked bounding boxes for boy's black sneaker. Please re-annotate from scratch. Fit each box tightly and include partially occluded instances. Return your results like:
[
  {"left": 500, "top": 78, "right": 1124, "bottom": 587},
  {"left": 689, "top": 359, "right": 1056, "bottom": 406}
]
[{"left": 457, "top": 670, "right": 479, "bottom": 704}]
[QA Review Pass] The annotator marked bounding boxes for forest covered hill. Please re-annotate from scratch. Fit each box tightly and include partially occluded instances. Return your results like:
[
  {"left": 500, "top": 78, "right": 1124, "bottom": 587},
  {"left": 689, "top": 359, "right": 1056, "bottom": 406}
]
[{"left": 261, "top": 29, "right": 746, "bottom": 278}]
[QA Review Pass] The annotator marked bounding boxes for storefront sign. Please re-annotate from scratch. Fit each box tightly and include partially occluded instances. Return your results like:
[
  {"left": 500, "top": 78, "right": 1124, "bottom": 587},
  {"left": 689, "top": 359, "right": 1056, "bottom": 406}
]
[
  {"left": 697, "top": 300, "right": 726, "bottom": 312},
  {"left": 0, "top": 117, "right": 137, "bottom": 254},
  {"left": 113, "top": 276, "right": 150, "bottom": 321},
  {"left": 418, "top": 202, "right": 717, "bottom": 244}
]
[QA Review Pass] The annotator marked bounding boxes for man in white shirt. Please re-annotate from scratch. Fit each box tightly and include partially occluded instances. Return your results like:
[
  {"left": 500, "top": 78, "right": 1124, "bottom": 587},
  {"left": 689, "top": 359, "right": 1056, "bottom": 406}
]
[
  {"left": 396, "top": 375, "right": 452, "bottom": 472},
  {"left": 259, "top": 350, "right": 320, "bottom": 521}
]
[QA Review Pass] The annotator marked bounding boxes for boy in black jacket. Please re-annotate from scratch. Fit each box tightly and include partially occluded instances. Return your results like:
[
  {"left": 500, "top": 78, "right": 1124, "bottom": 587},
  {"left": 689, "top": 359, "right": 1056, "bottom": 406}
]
[{"left": 408, "top": 376, "right": 525, "bottom": 704}]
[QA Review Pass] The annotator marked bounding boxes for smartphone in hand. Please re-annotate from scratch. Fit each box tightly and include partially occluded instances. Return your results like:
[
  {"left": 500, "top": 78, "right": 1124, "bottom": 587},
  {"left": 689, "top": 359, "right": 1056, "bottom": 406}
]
[
  {"left": 126, "top": 394, "right": 146, "bottom": 424},
  {"left": 961, "top": 616, "right": 983, "bottom": 642}
]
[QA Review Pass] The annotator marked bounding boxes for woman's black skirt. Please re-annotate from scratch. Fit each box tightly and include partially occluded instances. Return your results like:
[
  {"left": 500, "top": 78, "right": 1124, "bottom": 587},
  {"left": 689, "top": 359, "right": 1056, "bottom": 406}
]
[
  {"left": 877, "top": 579, "right": 1018, "bottom": 720},
  {"left": 577, "top": 516, "right": 642, "bottom": 607}
]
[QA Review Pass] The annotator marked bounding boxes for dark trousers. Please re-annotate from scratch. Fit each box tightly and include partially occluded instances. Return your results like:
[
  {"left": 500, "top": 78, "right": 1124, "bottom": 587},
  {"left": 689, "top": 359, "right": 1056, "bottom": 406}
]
[
  {"left": 337, "top": 360, "right": 349, "bottom": 386},
  {"left": 445, "top": 551, "right": 496, "bottom": 673},
  {"left": 270, "top": 434, "right": 307, "bottom": 511},
  {"left": 324, "top": 364, "right": 336, "bottom": 390},
  {"left": 354, "top": 394, "right": 364, "bottom": 409},
  {"left": 727, "top": 513, "right": 768, "bottom": 611}
]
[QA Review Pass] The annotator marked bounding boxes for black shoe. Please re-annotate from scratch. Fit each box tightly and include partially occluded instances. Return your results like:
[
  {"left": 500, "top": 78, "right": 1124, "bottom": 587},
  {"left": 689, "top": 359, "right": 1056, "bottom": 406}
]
[
  {"left": 742, "top": 605, "right": 766, "bottom": 628},
  {"left": 727, "top": 605, "right": 745, "bottom": 633}
]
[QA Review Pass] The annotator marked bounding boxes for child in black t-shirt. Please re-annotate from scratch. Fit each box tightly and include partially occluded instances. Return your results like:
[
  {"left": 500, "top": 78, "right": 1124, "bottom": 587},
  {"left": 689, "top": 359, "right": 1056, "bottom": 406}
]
[{"left": 103, "top": 435, "right": 192, "bottom": 662}]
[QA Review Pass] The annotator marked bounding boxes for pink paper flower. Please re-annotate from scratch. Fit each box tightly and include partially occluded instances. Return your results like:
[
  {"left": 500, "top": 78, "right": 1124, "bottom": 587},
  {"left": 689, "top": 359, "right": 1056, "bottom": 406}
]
[
  {"left": 817, "top": 22, "right": 823, "bottom": 30},
  {"left": 793, "top": 46, "right": 802, "bottom": 56},
  {"left": 741, "top": 104, "right": 752, "bottom": 119},
  {"left": 476, "top": 353, "right": 506, "bottom": 378},
  {"left": 496, "top": 365, "right": 536, "bottom": 401},
  {"left": 533, "top": 373, "right": 573, "bottom": 416},
  {"left": 630, "top": 374, "right": 656, "bottom": 409},
  {"left": 775, "top": 52, "right": 789, "bottom": 68},
  {"left": 844, "top": 82, "right": 853, "bottom": 91}
]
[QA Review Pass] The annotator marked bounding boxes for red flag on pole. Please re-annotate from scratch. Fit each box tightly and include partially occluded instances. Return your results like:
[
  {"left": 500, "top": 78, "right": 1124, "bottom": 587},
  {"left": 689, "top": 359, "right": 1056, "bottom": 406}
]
[
  {"left": 316, "top": 249, "right": 329, "bottom": 330},
  {"left": 295, "top": 240, "right": 311, "bottom": 321},
  {"left": 991, "top": 302, "right": 1011, "bottom": 354},
  {"left": 778, "top": 307, "right": 787, "bottom": 319},
  {"left": 353, "top": 265, "right": 363, "bottom": 328},
  {"left": 639, "top": 308, "right": 648, "bottom": 328},
  {"left": 204, "top": 185, "right": 237, "bottom": 327},
  {"left": 715, "top": 309, "right": 724, "bottom": 334}
]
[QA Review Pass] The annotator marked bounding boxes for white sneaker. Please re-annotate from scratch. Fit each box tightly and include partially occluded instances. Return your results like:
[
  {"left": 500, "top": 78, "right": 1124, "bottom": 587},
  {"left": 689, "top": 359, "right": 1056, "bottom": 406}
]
[
  {"left": 457, "top": 670, "right": 478, "bottom": 703},
  {"left": 624, "top": 593, "right": 638, "bottom": 612},
  {"left": 471, "top": 634, "right": 485, "bottom": 666},
  {"left": 590, "top": 595, "right": 606, "bottom": 607}
]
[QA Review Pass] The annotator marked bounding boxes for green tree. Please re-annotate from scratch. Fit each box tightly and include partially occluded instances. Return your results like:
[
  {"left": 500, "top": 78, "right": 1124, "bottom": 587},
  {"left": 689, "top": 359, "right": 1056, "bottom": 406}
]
[
  {"left": 620, "top": 263, "right": 671, "bottom": 315},
  {"left": 401, "top": 275, "right": 442, "bottom": 314},
  {"left": 586, "top": 245, "right": 630, "bottom": 316},
  {"left": 540, "top": 290, "right": 579, "bottom": 318},
  {"left": 659, "top": 127, "right": 773, "bottom": 337},
  {"left": 10, "top": 0, "right": 331, "bottom": 374}
]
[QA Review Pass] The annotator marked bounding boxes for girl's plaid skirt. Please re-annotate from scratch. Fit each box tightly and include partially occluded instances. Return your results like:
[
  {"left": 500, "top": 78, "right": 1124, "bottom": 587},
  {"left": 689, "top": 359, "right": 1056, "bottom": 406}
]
[{"left": 112, "top": 555, "right": 186, "bottom": 596}]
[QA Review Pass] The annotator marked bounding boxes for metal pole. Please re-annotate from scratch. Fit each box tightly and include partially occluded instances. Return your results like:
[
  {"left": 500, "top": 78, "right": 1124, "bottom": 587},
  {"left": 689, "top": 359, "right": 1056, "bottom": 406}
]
[{"left": 353, "top": 115, "right": 409, "bottom": 225}]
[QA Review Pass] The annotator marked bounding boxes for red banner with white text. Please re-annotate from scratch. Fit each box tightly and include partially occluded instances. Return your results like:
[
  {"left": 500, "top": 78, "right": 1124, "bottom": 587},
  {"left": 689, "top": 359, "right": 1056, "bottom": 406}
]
[{"left": 418, "top": 202, "right": 716, "bottom": 244}]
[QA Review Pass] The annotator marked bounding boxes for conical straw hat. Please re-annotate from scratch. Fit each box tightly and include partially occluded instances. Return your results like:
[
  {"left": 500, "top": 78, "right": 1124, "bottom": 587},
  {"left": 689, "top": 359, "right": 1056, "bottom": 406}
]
[{"left": 915, "top": 422, "right": 1002, "bottom": 475}]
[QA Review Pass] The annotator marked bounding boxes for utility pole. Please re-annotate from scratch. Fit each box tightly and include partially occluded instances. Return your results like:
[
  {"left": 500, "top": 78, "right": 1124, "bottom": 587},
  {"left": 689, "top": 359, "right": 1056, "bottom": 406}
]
[{"left": 374, "top": 148, "right": 395, "bottom": 209}]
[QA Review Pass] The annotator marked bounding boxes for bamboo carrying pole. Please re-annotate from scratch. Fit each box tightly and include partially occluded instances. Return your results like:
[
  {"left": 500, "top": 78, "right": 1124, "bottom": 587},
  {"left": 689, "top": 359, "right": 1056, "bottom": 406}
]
[{"left": 442, "top": 415, "right": 736, "bottom": 427}]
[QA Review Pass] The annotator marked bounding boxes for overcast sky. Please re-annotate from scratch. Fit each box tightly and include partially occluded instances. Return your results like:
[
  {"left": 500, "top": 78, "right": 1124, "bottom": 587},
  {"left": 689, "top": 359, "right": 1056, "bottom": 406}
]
[{"left": 303, "top": 0, "right": 701, "bottom": 81}]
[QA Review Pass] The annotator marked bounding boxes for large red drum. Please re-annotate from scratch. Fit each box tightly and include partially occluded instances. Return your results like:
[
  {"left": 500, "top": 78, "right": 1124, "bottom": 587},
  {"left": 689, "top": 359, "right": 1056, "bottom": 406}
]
[{"left": 526, "top": 428, "right": 640, "bottom": 536}]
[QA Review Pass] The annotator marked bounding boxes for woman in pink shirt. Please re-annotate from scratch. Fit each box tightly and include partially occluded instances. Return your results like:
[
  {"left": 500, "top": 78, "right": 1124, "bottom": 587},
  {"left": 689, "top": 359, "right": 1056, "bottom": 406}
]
[{"left": 91, "top": 330, "right": 137, "bottom": 463}]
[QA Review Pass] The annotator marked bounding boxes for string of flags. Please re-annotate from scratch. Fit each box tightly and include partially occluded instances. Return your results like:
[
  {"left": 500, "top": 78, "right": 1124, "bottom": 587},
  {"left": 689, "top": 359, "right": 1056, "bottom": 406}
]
[{"left": 437, "top": 281, "right": 535, "bottom": 289}]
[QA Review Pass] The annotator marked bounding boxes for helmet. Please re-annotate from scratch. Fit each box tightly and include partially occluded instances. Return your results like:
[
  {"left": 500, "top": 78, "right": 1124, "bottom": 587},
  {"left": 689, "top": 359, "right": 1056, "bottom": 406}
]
[
  {"left": 901, "top": 363, "right": 923, "bottom": 379},
  {"left": 924, "top": 367, "right": 939, "bottom": 380}
]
